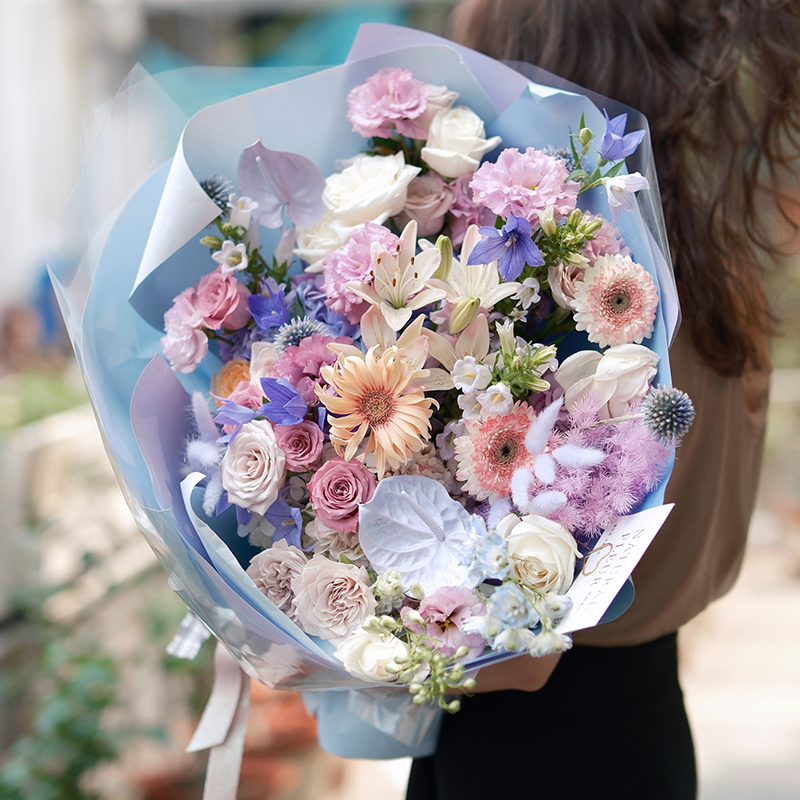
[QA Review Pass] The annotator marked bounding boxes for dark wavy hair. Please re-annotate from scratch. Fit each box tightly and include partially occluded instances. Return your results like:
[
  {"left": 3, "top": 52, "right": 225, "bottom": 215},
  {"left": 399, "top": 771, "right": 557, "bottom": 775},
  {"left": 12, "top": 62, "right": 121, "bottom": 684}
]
[{"left": 452, "top": 0, "right": 800, "bottom": 376}]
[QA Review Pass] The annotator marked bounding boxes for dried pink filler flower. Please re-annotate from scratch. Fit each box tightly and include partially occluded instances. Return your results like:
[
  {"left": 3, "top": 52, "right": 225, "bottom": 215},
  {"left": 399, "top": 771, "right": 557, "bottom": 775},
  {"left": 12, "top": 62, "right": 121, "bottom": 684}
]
[
  {"left": 470, "top": 147, "right": 580, "bottom": 224},
  {"left": 455, "top": 405, "right": 536, "bottom": 500},
  {"left": 573, "top": 254, "right": 658, "bottom": 348},
  {"left": 346, "top": 67, "right": 429, "bottom": 140}
]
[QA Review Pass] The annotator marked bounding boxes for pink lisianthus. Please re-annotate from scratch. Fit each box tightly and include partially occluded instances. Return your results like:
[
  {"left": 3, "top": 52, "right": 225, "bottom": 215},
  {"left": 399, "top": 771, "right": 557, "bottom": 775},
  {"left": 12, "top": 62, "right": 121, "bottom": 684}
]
[
  {"left": 470, "top": 147, "right": 580, "bottom": 225},
  {"left": 401, "top": 586, "right": 485, "bottom": 658},
  {"left": 194, "top": 267, "right": 252, "bottom": 330},
  {"left": 447, "top": 174, "right": 495, "bottom": 247},
  {"left": 308, "top": 457, "right": 377, "bottom": 532},
  {"left": 323, "top": 222, "right": 399, "bottom": 323},
  {"left": 396, "top": 173, "right": 456, "bottom": 238},
  {"left": 346, "top": 67, "right": 429, "bottom": 140},
  {"left": 272, "top": 333, "right": 353, "bottom": 405},
  {"left": 161, "top": 287, "right": 208, "bottom": 373},
  {"left": 274, "top": 420, "right": 325, "bottom": 471}
]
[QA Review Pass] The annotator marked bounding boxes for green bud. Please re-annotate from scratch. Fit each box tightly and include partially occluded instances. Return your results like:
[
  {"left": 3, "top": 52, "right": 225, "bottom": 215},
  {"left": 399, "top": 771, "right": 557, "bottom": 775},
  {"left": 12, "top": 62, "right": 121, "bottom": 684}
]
[
  {"left": 221, "top": 222, "right": 233, "bottom": 236},
  {"left": 409, "top": 584, "right": 426, "bottom": 601},
  {"left": 403, "top": 608, "right": 426, "bottom": 627},
  {"left": 412, "top": 693, "right": 427, "bottom": 706},
  {"left": 538, "top": 206, "right": 557, "bottom": 237},
  {"left": 409, "top": 683, "right": 424, "bottom": 694},
  {"left": 449, "top": 664, "right": 465, "bottom": 684},
  {"left": 564, "top": 250, "right": 589, "bottom": 268},
  {"left": 448, "top": 296, "right": 481, "bottom": 335},
  {"left": 568, "top": 208, "right": 583, "bottom": 227},
  {"left": 379, "top": 615, "right": 397, "bottom": 631},
  {"left": 578, "top": 127, "right": 594, "bottom": 147},
  {"left": 199, "top": 235, "right": 223, "bottom": 250},
  {"left": 362, "top": 616, "right": 384, "bottom": 635},
  {"left": 385, "top": 661, "right": 403, "bottom": 674},
  {"left": 446, "top": 699, "right": 461, "bottom": 714},
  {"left": 433, "top": 235, "right": 453, "bottom": 282},
  {"left": 453, "top": 645, "right": 469, "bottom": 660},
  {"left": 462, "top": 678, "right": 478, "bottom": 692},
  {"left": 582, "top": 218, "right": 603, "bottom": 237}
]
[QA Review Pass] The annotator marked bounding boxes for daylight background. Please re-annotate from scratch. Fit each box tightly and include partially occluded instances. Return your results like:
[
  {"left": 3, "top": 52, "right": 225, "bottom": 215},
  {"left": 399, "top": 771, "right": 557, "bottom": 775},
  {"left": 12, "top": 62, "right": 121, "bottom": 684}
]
[{"left": 1, "top": 1, "right": 799, "bottom": 798}]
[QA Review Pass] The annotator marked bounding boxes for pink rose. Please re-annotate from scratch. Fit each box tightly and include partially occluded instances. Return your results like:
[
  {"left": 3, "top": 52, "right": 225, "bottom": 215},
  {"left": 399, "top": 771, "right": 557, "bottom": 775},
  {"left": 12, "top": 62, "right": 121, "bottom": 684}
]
[
  {"left": 308, "top": 457, "right": 377, "bottom": 532},
  {"left": 274, "top": 420, "right": 324, "bottom": 471},
  {"left": 346, "top": 68, "right": 429, "bottom": 140},
  {"left": 161, "top": 288, "right": 208, "bottom": 373},
  {"left": 401, "top": 586, "right": 486, "bottom": 658},
  {"left": 226, "top": 380, "right": 263, "bottom": 410},
  {"left": 396, "top": 173, "right": 456, "bottom": 238},
  {"left": 246, "top": 540, "right": 307, "bottom": 617},
  {"left": 194, "top": 267, "right": 251, "bottom": 330},
  {"left": 291, "top": 554, "right": 377, "bottom": 640}
]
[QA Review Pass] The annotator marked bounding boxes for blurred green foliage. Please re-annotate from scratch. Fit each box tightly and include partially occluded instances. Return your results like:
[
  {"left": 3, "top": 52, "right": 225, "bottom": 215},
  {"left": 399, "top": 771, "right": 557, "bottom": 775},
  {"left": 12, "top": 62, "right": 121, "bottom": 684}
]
[{"left": 0, "top": 370, "right": 87, "bottom": 433}]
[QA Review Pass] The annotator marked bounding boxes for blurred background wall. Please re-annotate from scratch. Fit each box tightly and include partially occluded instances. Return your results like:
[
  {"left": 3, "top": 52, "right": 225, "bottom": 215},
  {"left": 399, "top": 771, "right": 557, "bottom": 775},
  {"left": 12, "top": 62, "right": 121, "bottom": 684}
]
[{"left": 0, "top": 2, "right": 799, "bottom": 799}]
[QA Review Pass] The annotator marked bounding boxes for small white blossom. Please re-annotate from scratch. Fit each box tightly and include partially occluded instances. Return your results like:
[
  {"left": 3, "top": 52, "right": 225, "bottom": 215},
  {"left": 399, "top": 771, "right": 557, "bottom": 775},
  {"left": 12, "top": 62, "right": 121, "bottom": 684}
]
[
  {"left": 476, "top": 382, "right": 513, "bottom": 416},
  {"left": 227, "top": 194, "right": 260, "bottom": 230},
  {"left": 514, "top": 277, "right": 541, "bottom": 310},
  {"left": 212, "top": 240, "right": 249, "bottom": 274},
  {"left": 457, "top": 390, "right": 482, "bottom": 420},
  {"left": 452, "top": 355, "right": 492, "bottom": 392},
  {"left": 436, "top": 419, "right": 466, "bottom": 461}
]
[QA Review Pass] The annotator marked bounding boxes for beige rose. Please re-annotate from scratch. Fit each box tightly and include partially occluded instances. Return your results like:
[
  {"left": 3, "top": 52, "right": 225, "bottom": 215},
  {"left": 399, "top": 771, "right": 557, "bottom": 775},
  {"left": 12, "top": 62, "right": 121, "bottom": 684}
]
[
  {"left": 496, "top": 513, "right": 578, "bottom": 595},
  {"left": 246, "top": 540, "right": 307, "bottom": 616},
  {"left": 291, "top": 554, "right": 376, "bottom": 640},
  {"left": 396, "top": 173, "right": 456, "bottom": 238},
  {"left": 249, "top": 342, "right": 278, "bottom": 384},
  {"left": 421, "top": 106, "right": 502, "bottom": 178},
  {"left": 555, "top": 344, "right": 659, "bottom": 419}
]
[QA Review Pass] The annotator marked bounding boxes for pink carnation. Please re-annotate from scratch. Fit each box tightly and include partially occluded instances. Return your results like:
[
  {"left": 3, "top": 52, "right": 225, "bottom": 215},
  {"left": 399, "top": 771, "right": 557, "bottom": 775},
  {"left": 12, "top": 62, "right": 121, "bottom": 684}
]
[
  {"left": 346, "top": 67, "right": 429, "bottom": 140},
  {"left": 323, "top": 222, "right": 399, "bottom": 324},
  {"left": 401, "top": 586, "right": 485, "bottom": 658},
  {"left": 470, "top": 147, "right": 580, "bottom": 224},
  {"left": 272, "top": 333, "right": 353, "bottom": 405},
  {"left": 194, "top": 267, "right": 252, "bottom": 330},
  {"left": 308, "top": 457, "right": 377, "bottom": 532},
  {"left": 161, "top": 287, "right": 208, "bottom": 373},
  {"left": 274, "top": 420, "right": 324, "bottom": 471},
  {"left": 447, "top": 174, "right": 495, "bottom": 247}
]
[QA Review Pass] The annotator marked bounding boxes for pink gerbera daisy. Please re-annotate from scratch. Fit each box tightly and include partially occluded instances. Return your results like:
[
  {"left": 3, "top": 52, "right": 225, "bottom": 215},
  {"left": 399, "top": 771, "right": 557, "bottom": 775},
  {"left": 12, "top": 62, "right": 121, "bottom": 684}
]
[
  {"left": 454, "top": 404, "right": 536, "bottom": 500},
  {"left": 572, "top": 254, "right": 658, "bottom": 348}
]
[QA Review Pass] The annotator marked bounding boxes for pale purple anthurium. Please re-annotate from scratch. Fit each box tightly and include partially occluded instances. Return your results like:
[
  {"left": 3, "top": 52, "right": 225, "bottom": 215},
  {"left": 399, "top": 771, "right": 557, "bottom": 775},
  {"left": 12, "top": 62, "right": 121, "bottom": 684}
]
[
  {"left": 467, "top": 213, "right": 544, "bottom": 281},
  {"left": 599, "top": 110, "right": 646, "bottom": 162},
  {"left": 237, "top": 140, "right": 326, "bottom": 228}
]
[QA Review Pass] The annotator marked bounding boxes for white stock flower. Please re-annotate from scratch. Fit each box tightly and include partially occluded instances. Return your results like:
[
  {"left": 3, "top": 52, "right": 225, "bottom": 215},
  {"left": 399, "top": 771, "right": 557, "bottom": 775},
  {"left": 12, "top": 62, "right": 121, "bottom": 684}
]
[
  {"left": 212, "top": 240, "right": 249, "bottom": 274},
  {"left": 496, "top": 513, "right": 578, "bottom": 595},
  {"left": 334, "top": 630, "right": 412, "bottom": 683},
  {"left": 220, "top": 420, "right": 286, "bottom": 514},
  {"left": 421, "top": 106, "right": 502, "bottom": 178},
  {"left": 555, "top": 343, "right": 659, "bottom": 418},
  {"left": 452, "top": 356, "right": 492, "bottom": 392},
  {"left": 476, "top": 382, "right": 513, "bottom": 416},
  {"left": 323, "top": 152, "right": 420, "bottom": 227}
]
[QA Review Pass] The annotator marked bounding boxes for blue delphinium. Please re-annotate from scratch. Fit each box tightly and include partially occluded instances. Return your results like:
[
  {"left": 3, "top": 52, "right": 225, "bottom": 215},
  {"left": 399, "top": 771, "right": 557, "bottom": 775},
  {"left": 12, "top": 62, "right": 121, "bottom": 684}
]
[{"left": 467, "top": 213, "right": 544, "bottom": 281}]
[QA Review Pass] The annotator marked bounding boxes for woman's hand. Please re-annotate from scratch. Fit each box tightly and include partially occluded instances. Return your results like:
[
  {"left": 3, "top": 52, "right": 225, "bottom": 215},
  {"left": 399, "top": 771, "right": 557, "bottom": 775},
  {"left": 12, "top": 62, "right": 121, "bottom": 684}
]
[{"left": 469, "top": 652, "right": 562, "bottom": 693}]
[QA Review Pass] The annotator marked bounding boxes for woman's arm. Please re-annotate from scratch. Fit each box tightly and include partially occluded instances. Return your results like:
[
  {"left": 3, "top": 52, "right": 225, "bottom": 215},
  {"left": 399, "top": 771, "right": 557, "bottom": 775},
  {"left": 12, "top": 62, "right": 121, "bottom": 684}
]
[{"left": 469, "top": 652, "right": 562, "bottom": 693}]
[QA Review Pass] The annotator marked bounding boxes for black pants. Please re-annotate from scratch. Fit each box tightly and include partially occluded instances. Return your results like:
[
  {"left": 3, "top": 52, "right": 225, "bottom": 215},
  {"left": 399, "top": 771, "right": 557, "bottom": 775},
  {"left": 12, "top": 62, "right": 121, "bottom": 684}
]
[{"left": 407, "top": 632, "right": 697, "bottom": 800}]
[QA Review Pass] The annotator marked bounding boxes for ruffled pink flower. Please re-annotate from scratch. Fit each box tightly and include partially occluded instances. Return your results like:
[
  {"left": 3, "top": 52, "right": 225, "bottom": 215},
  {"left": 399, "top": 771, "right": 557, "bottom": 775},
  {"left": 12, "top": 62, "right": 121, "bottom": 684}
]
[
  {"left": 447, "top": 174, "right": 494, "bottom": 247},
  {"left": 572, "top": 254, "right": 658, "bottom": 348},
  {"left": 308, "top": 457, "right": 377, "bottom": 532},
  {"left": 401, "top": 586, "right": 485, "bottom": 658},
  {"left": 274, "top": 420, "right": 324, "bottom": 471},
  {"left": 322, "top": 222, "right": 399, "bottom": 323},
  {"left": 470, "top": 147, "right": 580, "bottom": 224},
  {"left": 194, "top": 267, "right": 251, "bottom": 330},
  {"left": 582, "top": 212, "right": 631, "bottom": 264},
  {"left": 272, "top": 333, "right": 353, "bottom": 405},
  {"left": 346, "top": 68, "right": 429, "bottom": 140},
  {"left": 161, "top": 287, "right": 207, "bottom": 373}
]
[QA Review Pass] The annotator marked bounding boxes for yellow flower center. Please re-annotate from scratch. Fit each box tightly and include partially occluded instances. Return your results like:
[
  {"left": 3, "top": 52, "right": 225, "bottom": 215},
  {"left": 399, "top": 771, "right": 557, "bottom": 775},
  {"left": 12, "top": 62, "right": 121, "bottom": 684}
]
[{"left": 359, "top": 389, "right": 395, "bottom": 427}]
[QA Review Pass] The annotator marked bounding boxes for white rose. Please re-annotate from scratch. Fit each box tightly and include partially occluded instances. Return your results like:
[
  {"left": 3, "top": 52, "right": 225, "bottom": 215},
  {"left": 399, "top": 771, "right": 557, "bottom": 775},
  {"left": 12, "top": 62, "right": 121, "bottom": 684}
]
[
  {"left": 246, "top": 540, "right": 307, "bottom": 616},
  {"left": 555, "top": 344, "right": 659, "bottom": 419},
  {"left": 322, "top": 153, "right": 420, "bottom": 227},
  {"left": 334, "top": 630, "right": 411, "bottom": 683},
  {"left": 417, "top": 83, "right": 460, "bottom": 132},
  {"left": 421, "top": 106, "right": 502, "bottom": 179},
  {"left": 220, "top": 419, "right": 286, "bottom": 515},
  {"left": 291, "top": 554, "right": 377, "bottom": 640},
  {"left": 294, "top": 211, "right": 357, "bottom": 273},
  {"left": 496, "top": 513, "right": 578, "bottom": 595}
]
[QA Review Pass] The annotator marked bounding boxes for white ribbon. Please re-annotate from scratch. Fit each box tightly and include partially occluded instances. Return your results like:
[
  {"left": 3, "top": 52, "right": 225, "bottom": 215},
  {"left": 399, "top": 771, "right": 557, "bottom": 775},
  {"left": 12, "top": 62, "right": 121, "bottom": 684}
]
[{"left": 187, "top": 642, "right": 251, "bottom": 800}]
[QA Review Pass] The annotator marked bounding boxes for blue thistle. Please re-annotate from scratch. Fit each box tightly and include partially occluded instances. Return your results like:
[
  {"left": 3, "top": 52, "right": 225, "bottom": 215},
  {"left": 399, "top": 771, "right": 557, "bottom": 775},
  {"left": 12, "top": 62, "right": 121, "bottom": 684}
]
[
  {"left": 542, "top": 145, "right": 576, "bottom": 174},
  {"left": 200, "top": 175, "right": 233, "bottom": 213},
  {"left": 273, "top": 317, "right": 330, "bottom": 352},
  {"left": 641, "top": 386, "right": 696, "bottom": 443}
]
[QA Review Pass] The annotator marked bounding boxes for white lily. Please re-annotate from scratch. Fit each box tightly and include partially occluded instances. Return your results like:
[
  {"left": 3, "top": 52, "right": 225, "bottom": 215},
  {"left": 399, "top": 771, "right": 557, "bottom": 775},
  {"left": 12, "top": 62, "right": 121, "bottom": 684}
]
[
  {"left": 427, "top": 224, "right": 521, "bottom": 333},
  {"left": 346, "top": 220, "right": 446, "bottom": 331}
]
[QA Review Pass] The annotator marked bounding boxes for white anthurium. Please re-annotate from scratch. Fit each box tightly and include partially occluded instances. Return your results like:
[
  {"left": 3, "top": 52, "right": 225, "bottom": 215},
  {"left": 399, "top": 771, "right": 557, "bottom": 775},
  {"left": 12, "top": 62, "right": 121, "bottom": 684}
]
[
  {"left": 422, "top": 313, "right": 491, "bottom": 373},
  {"left": 346, "top": 220, "right": 446, "bottom": 331},
  {"left": 328, "top": 309, "right": 453, "bottom": 391},
  {"left": 358, "top": 475, "right": 485, "bottom": 595},
  {"left": 427, "top": 225, "right": 521, "bottom": 333},
  {"left": 510, "top": 397, "right": 606, "bottom": 516}
]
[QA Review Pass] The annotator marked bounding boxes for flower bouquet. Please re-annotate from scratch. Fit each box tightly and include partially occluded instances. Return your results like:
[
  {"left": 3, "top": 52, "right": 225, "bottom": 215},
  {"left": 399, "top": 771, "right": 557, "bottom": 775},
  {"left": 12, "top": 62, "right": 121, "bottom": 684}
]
[{"left": 49, "top": 24, "right": 691, "bottom": 768}]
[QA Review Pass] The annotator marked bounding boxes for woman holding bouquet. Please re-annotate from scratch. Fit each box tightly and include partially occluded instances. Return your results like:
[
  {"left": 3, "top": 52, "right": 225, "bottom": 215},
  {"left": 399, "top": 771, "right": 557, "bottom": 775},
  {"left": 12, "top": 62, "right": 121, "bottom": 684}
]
[{"left": 406, "top": 1, "right": 799, "bottom": 798}]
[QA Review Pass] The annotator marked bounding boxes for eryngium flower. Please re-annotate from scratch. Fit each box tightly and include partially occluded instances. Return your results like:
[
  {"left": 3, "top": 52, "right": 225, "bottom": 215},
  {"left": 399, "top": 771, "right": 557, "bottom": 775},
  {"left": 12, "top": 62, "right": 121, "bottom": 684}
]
[
  {"left": 641, "top": 385, "right": 696, "bottom": 443},
  {"left": 200, "top": 175, "right": 234, "bottom": 212}
]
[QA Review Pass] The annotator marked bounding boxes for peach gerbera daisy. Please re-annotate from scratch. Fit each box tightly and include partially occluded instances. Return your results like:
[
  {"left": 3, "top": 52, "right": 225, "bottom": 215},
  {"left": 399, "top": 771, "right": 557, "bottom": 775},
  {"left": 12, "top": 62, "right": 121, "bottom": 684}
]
[
  {"left": 316, "top": 346, "right": 437, "bottom": 479},
  {"left": 454, "top": 404, "right": 536, "bottom": 500}
]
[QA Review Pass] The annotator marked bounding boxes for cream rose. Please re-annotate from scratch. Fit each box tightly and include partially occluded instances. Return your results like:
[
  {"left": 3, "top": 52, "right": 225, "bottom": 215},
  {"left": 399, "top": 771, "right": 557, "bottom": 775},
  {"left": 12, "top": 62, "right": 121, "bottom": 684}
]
[
  {"left": 421, "top": 106, "right": 502, "bottom": 178},
  {"left": 294, "top": 212, "right": 357, "bottom": 273},
  {"left": 417, "top": 83, "right": 460, "bottom": 131},
  {"left": 496, "top": 513, "right": 578, "bottom": 595},
  {"left": 291, "top": 555, "right": 377, "bottom": 640},
  {"left": 249, "top": 342, "right": 278, "bottom": 383},
  {"left": 322, "top": 153, "right": 420, "bottom": 227},
  {"left": 334, "top": 630, "right": 411, "bottom": 683},
  {"left": 220, "top": 419, "right": 286, "bottom": 514},
  {"left": 396, "top": 173, "right": 456, "bottom": 237},
  {"left": 246, "top": 540, "right": 307, "bottom": 616},
  {"left": 555, "top": 344, "right": 659, "bottom": 419}
]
